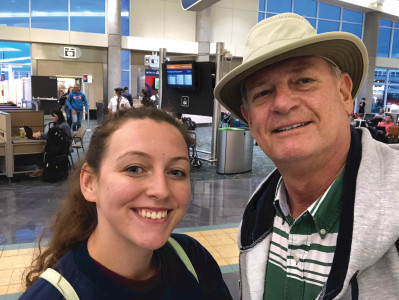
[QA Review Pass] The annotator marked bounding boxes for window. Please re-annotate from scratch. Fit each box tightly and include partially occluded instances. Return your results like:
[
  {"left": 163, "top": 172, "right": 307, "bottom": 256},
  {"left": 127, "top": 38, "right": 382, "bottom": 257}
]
[
  {"left": 70, "top": 0, "right": 106, "bottom": 34},
  {"left": 121, "top": 0, "right": 129, "bottom": 36},
  {"left": 342, "top": 8, "right": 363, "bottom": 23},
  {"left": 391, "top": 28, "right": 399, "bottom": 59},
  {"left": 0, "top": 41, "right": 31, "bottom": 105},
  {"left": 341, "top": 23, "right": 362, "bottom": 38},
  {"left": 293, "top": 0, "right": 317, "bottom": 18},
  {"left": 0, "top": 0, "right": 29, "bottom": 28},
  {"left": 377, "top": 25, "right": 392, "bottom": 58},
  {"left": 267, "top": 0, "right": 291, "bottom": 13},
  {"left": 258, "top": 1, "right": 363, "bottom": 39},
  {"left": 318, "top": 2, "right": 340, "bottom": 21},
  {"left": 31, "top": 0, "right": 68, "bottom": 31},
  {"left": 317, "top": 20, "right": 339, "bottom": 34},
  {"left": 121, "top": 50, "right": 130, "bottom": 90}
]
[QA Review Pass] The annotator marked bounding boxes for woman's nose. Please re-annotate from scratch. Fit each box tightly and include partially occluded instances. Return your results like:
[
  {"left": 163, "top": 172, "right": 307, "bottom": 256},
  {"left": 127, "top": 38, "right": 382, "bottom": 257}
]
[{"left": 145, "top": 172, "right": 170, "bottom": 200}]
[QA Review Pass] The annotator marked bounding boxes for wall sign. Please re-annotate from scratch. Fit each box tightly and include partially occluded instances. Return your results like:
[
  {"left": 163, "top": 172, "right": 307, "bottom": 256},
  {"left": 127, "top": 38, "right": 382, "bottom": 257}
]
[{"left": 58, "top": 46, "right": 82, "bottom": 59}]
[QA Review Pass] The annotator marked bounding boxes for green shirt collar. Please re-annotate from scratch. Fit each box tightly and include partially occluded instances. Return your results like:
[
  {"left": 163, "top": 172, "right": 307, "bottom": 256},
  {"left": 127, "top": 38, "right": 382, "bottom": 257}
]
[{"left": 274, "top": 171, "right": 345, "bottom": 239}]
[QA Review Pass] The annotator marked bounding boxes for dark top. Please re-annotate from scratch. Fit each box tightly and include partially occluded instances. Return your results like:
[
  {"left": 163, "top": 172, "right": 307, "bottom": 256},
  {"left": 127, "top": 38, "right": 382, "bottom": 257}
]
[
  {"left": 20, "top": 233, "right": 232, "bottom": 300},
  {"left": 122, "top": 91, "right": 133, "bottom": 107}
]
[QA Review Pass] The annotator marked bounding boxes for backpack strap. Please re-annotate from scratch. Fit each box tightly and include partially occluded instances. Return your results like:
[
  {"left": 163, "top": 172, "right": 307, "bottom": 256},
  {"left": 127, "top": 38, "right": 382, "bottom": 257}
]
[
  {"left": 39, "top": 268, "right": 79, "bottom": 300},
  {"left": 167, "top": 236, "right": 199, "bottom": 283}
]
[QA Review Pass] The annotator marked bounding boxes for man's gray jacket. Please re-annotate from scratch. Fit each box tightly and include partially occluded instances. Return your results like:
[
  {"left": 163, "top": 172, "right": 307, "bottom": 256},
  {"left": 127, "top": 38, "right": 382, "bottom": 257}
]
[{"left": 238, "top": 127, "right": 399, "bottom": 299}]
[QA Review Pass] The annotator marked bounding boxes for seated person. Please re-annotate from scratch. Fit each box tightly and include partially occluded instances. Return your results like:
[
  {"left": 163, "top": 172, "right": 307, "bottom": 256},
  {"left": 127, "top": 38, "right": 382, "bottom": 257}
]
[
  {"left": 33, "top": 109, "right": 72, "bottom": 140},
  {"left": 378, "top": 115, "right": 395, "bottom": 137},
  {"left": 375, "top": 108, "right": 387, "bottom": 120},
  {"left": 21, "top": 107, "right": 231, "bottom": 299}
]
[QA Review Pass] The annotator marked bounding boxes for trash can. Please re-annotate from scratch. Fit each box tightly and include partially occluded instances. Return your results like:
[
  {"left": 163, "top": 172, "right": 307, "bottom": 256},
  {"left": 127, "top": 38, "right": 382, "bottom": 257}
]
[
  {"left": 217, "top": 127, "right": 253, "bottom": 174},
  {"left": 96, "top": 102, "right": 104, "bottom": 125}
]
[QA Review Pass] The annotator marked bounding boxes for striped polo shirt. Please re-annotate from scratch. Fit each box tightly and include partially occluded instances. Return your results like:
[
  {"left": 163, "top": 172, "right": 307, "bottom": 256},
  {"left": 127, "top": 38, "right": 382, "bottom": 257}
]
[{"left": 263, "top": 171, "right": 344, "bottom": 300}]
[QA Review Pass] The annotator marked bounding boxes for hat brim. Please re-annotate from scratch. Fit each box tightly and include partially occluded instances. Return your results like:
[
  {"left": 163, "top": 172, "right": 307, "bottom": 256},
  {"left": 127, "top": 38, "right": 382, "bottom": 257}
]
[{"left": 214, "top": 32, "right": 369, "bottom": 123}]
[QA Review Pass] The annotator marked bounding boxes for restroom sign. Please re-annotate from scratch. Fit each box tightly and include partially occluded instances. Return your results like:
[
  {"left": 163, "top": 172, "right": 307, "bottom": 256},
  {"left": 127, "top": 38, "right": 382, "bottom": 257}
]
[{"left": 64, "top": 47, "right": 76, "bottom": 58}]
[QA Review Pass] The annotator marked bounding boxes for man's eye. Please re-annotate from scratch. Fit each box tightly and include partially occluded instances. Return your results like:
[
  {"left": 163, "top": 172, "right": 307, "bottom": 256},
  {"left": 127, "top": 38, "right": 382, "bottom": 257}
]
[
  {"left": 168, "top": 169, "right": 187, "bottom": 177},
  {"left": 126, "top": 166, "right": 143, "bottom": 174},
  {"left": 297, "top": 78, "right": 314, "bottom": 84},
  {"left": 258, "top": 90, "right": 271, "bottom": 97}
]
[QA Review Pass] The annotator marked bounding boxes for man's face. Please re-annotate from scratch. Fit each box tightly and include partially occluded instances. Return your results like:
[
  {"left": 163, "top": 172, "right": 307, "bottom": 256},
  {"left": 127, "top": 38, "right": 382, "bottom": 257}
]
[
  {"left": 380, "top": 109, "right": 384, "bottom": 115},
  {"left": 386, "top": 116, "right": 392, "bottom": 123},
  {"left": 241, "top": 56, "right": 353, "bottom": 165},
  {"left": 73, "top": 85, "right": 79, "bottom": 93}
]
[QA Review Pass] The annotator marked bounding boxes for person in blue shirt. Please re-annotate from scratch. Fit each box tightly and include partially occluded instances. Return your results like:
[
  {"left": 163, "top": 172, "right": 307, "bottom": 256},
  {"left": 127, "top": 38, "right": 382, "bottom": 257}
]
[
  {"left": 66, "top": 84, "right": 88, "bottom": 131},
  {"left": 122, "top": 86, "right": 133, "bottom": 107}
]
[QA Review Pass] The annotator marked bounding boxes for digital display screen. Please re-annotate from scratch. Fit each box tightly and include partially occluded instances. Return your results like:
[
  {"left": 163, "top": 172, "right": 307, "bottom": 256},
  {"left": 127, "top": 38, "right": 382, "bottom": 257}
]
[{"left": 166, "top": 63, "right": 193, "bottom": 87}]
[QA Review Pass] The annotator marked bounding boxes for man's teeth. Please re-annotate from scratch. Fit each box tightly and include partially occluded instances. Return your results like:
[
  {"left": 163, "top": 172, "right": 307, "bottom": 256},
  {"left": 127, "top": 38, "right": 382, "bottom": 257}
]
[
  {"left": 137, "top": 209, "right": 168, "bottom": 219},
  {"left": 277, "top": 123, "right": 307, "bottom": 132}
]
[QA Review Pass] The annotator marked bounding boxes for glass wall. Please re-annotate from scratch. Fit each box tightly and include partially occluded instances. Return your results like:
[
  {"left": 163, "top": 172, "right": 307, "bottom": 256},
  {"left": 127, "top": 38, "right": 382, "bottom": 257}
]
[
  {"left": 0, "top": 41, "right": 31, "bottom": 104},
  {"left": 258, "top": 0, "right": 364, "bottom": 38},
  {"left": 121, "top": 0, "right": 130, "bottom": 36},
  {"left": 377, "top": 18, "right": 399, "bottom": 59},
  {"left": 121, "top": 50, "right": 130, "bottom": 90},
  {"left": 0, "top": 0, "right": 106, "bottom": 34},
  {"left": 373, "top": 68, "right": 399, "bottom": 113}
]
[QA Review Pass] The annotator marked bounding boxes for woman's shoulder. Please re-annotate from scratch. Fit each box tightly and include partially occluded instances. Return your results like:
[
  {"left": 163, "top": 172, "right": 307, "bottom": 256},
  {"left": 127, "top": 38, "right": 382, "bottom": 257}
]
[{"left": 168, "top": 233, "right": 232, "bottom": 299}]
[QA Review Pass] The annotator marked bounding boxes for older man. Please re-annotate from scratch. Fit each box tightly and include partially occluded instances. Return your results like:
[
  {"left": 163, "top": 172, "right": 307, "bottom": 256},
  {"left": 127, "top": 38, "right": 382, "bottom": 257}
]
[{"left": 215, "top": 13, "right": 399, "bottom": 300}]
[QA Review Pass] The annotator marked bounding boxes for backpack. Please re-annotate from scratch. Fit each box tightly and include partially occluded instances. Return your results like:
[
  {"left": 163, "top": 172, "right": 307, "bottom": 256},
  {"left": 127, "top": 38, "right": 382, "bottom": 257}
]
[{"left": 42, "top": 125, "right": 70, "bottom": 182}]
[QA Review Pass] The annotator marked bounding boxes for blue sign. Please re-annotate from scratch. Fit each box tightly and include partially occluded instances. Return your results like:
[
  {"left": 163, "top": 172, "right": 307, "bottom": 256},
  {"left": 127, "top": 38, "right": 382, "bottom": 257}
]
[{"left": 145, "top": 69, "right": 159, "bottom": 76}]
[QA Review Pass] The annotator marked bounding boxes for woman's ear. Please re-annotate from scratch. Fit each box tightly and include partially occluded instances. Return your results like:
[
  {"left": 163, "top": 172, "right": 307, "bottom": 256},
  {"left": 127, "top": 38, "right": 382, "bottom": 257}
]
[{"left": 80, "top": 162, "right": 97, "bottom": 203}]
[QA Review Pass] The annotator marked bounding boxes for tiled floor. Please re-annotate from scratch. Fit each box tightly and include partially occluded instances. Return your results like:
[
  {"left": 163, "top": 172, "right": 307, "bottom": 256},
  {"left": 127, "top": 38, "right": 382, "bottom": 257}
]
[{"left": 0, "top": 121, "right": 275, "bottom": 299}]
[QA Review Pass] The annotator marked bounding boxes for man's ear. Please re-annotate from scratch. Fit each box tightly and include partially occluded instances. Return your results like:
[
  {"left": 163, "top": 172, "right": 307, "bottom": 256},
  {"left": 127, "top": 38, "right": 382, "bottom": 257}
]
[
  {"left": 339, "top": 73, "right": 354, "bottom": 114},
  {"left": 80, "top": 162, "right": 97, "bottom": 203},
  {"left": 241, "top": 105, "right": 252, "bottom": 127}
]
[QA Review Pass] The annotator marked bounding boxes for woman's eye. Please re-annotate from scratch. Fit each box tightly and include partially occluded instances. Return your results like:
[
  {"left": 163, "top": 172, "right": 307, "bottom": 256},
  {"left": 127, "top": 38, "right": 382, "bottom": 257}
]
[
  {"left": 168, "top": 169, "right": 186, "bottom": 177},
  {"left": 126, "top": 166, "right": 143, "bottom": 174}
]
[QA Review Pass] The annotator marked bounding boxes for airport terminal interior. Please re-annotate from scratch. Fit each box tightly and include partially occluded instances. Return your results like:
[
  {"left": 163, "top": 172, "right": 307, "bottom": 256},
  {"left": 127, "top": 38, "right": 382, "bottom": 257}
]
[{"left": 1, "top": 0, "right": 399, "bottom": 299}]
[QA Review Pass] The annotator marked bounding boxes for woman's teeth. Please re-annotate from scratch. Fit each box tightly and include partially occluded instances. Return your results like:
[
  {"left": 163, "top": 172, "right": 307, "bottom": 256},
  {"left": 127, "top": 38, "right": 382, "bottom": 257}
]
[{"left": 137, "top": 209, "right": 168, "bottom": 219}]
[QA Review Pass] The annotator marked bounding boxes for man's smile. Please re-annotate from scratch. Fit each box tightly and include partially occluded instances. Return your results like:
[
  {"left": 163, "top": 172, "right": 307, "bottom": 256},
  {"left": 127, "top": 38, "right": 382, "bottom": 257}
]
[{"left": 273, "top": 121, "right": 312, "bottom": 133}]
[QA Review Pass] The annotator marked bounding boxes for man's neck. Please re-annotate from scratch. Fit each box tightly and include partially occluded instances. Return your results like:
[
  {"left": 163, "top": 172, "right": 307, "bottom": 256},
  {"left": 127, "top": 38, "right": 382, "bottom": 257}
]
[{"left": 275, "top": 144, "right": 349, "bottom": 219}]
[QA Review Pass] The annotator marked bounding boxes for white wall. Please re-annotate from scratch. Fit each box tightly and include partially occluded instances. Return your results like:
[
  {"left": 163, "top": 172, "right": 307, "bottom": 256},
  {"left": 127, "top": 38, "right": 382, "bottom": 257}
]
[{"left": 129, "top": 0, "right": 258, "bottom": 57}]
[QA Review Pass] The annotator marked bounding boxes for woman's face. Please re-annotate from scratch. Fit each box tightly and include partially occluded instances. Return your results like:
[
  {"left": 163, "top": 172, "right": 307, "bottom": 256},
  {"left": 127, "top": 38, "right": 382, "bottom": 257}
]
[
  {"left": 51, "top": 114, "right": 59, "bottom": 123},
  {"left": 85, "top": 119, "right": 191, "bottom": 250}
]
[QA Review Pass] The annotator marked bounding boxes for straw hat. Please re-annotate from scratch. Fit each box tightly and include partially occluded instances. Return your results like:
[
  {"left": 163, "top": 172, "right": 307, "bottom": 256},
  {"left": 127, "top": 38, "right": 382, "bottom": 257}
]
[{"left": 214, "top": 13, "right": 369, "bottom": 122}]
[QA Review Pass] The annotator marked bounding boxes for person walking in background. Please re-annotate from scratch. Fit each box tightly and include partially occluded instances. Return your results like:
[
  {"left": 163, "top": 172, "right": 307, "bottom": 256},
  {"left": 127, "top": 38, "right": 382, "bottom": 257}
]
[
  {"left": 358, "top": 97, "right": 366, "bottom": 114},
  {"left": 122, "top": 86, "right": 133, "bottom": 107},
  {"left": 21, "top": 107, "right": 231, "bottom": 300},
  {"left": 215, "top": 12, "right": 399, "bottom": 299},
  {"left": 67, "top": 84, "right": 88, "bottom": 131},
  {"left": 59, "top": 86, "right": 73, "bottom": 127},
  {"left": 108, "top": 87, "right": 130, "bottom": 114}
]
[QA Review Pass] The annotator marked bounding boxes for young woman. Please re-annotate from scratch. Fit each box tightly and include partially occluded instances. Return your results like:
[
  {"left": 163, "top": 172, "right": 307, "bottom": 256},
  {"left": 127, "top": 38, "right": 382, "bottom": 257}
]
[
  {"left": 22, "top": 107, "right": 231, "bottom": 299},
  {"left": 32, "top": 109, "right": 72, "bottom": 140}
]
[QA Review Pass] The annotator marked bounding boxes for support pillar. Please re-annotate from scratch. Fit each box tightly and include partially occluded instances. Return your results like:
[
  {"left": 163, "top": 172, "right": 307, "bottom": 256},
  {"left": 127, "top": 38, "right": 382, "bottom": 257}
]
[
  {"left": 196, "top": 8, "right": 211, "bottom": 62},
  {"left": 106, "top": 0, "right": 121, "bottom": 109},
  {"left": 359, "top": 11, "right": 380, "bottom": 113}
]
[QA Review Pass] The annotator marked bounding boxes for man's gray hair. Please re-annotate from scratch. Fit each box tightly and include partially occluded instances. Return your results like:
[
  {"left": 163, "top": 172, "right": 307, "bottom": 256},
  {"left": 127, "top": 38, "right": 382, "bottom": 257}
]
[{"left": 241, "top": 57, "right": 342, "bottom": 108}]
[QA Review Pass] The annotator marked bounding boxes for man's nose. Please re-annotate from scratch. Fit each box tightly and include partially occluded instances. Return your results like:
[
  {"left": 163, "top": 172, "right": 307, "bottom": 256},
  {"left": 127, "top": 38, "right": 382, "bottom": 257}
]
[{"left": 271, "top": 85, "right": 298, "bottom": 114}]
